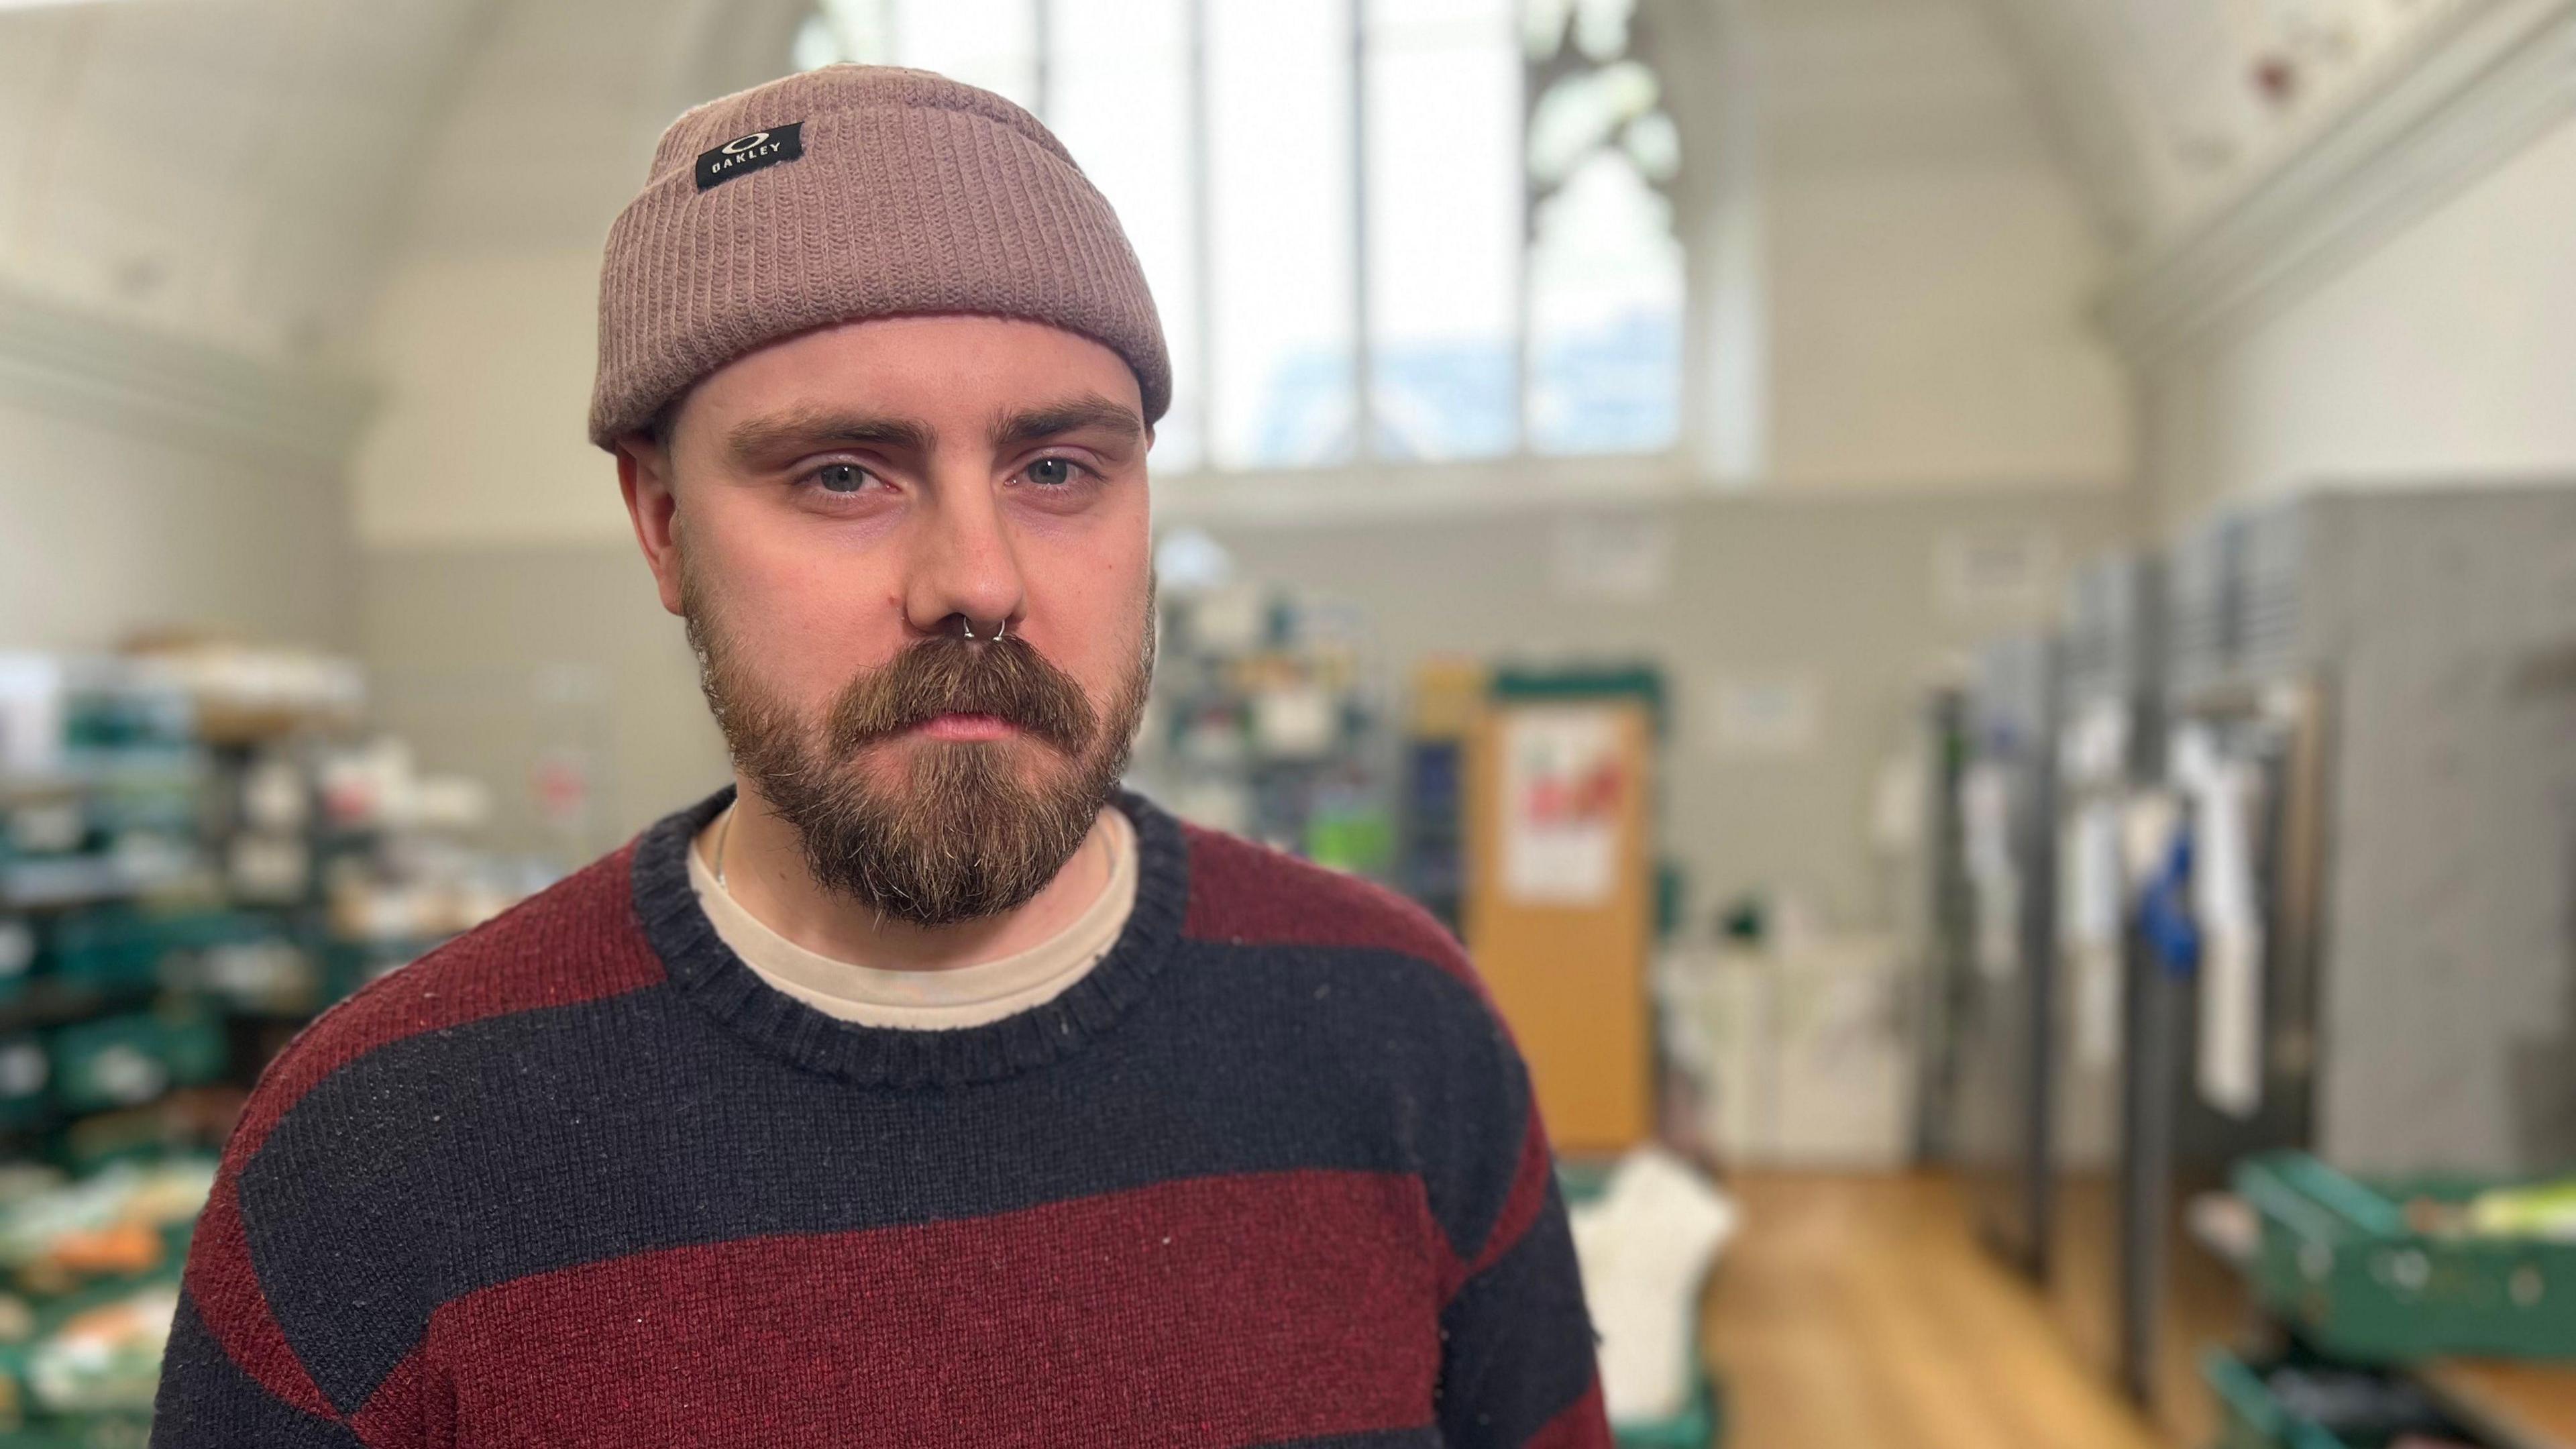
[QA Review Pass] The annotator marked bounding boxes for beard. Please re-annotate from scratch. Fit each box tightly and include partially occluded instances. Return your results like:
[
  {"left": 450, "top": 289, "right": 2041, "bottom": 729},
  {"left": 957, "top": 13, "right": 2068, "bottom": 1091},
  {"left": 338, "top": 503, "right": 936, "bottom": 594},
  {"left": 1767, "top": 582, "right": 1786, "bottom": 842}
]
[{"left": 682, "top": 564, "right": 1154, "bottom": 928}]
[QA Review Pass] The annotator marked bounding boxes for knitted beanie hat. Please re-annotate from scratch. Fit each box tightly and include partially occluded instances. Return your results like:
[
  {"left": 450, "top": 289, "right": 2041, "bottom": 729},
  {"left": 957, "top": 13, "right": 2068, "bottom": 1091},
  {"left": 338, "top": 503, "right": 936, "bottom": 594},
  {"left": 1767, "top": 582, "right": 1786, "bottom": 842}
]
[{"left": 588, "top": 64, "right": 1170, "bottom": 449}]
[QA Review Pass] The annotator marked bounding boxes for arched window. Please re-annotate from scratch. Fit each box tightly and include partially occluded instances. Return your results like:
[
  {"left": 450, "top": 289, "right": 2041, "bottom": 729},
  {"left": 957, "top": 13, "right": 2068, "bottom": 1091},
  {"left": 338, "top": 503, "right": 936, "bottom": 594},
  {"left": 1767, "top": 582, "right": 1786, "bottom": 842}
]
[
  {"left": 1523, "top": 0, "right": 1685, "bottom": 455},
  {"left": 796, "top": 0, "right": 1684, "bottom": 474}
]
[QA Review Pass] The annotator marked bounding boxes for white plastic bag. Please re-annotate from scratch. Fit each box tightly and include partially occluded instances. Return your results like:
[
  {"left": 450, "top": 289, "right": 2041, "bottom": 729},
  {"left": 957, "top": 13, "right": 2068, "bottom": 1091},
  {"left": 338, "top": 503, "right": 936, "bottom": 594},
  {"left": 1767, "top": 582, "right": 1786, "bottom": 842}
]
[{"left": 1566, "top": 1148, "right": 1738, "bottom": 1422}]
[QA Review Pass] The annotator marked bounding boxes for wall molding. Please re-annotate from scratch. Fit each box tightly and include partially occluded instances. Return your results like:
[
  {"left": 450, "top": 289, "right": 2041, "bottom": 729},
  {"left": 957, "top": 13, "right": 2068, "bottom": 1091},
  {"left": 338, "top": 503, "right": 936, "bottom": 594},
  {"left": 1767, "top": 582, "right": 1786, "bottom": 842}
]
[
  {"left": 1148, "top": 456, "right": 2121, "bottom": 532},
  {"left": 0, "top": 282, "right": 374, "bottom": 469},
  {"left": 2100, "top": 0, "right": 2576, "bottom": 366}
]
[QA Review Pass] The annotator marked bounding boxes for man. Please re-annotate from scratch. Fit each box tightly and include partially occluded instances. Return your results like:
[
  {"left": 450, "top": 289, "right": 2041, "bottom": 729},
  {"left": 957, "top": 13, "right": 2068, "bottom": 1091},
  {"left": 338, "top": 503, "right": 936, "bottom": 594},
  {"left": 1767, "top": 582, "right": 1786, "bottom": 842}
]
[{"left": 152, "top": 64, "right": 1607, "bottom": 1448}]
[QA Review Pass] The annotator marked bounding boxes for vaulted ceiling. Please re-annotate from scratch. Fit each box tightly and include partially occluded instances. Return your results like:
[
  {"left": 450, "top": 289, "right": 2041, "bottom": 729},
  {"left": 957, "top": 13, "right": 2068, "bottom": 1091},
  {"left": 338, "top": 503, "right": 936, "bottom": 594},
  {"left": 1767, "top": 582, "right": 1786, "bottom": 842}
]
[
  {"left": 0, "top": 0, "right": 2497, "bottom": 369},
  {"left": 0, "top": 0, "right": 802, "bottom": 368},
  {"left": 1980, "top": 0, "right": 2481, "bottom": 246},
  {"left": 0, "top": 0, "right": 497, "bottom": 363}
]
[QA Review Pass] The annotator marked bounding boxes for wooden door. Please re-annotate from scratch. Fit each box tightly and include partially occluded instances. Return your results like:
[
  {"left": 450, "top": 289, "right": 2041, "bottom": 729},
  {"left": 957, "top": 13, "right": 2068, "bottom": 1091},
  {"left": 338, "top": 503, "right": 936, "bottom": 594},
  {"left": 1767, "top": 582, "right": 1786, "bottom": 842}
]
[{"left": 1463, "top": 698, "right": 1654, "bottom": 1152}]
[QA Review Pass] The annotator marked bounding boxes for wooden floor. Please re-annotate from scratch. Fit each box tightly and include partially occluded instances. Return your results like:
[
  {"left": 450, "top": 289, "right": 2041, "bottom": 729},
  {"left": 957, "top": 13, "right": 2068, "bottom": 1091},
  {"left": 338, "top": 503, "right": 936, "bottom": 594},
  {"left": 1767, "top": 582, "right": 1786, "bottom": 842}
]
[{"left": 1701, "top": 1172, "right": 2172, "bottom": 1449}]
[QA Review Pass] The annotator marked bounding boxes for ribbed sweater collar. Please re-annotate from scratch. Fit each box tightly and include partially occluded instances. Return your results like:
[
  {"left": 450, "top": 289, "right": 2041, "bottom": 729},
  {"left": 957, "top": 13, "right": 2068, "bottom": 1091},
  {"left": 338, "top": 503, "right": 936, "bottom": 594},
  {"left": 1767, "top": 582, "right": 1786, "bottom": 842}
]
[{"left": 630, "top": 785, "right": 1191, "bottom": 1088}]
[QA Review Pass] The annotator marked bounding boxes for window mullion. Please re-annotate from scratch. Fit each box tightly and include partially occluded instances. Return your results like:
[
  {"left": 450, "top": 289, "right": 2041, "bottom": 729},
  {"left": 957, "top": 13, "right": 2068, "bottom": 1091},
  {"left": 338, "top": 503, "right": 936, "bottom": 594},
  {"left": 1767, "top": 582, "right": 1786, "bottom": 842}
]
[
  {"left": 1350, "top": 0, "right": 1373, "bottom": 464},
  {"left": 1185, "top": 0, "right": 1214, "bottom": 473},
  {"left": 1514, "top": 36, "right": 1534, "bottom": 458}
]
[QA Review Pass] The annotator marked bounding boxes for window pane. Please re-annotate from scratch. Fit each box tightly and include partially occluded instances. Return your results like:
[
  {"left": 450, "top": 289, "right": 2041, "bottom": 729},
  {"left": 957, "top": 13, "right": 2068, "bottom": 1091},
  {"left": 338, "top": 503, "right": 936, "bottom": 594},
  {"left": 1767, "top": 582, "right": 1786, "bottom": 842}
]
[
  {"left": 1208, "top": 0, "right": 1358, "bottom": 470},
  {"left": 1049, "top": 0, "right": 1202, "bottom": 474},
  {"left": 1364, "top": 0, "right": 1519, "bottom": 460},
  {"left": 1527, "top": 150, "right": 1681, "bottom": 453},
  {"left": 797, "top": 0, "right": 892, "bottom": 68},
  {"left": 892, "top": 0, "right": 1038, "bottom": 111}
]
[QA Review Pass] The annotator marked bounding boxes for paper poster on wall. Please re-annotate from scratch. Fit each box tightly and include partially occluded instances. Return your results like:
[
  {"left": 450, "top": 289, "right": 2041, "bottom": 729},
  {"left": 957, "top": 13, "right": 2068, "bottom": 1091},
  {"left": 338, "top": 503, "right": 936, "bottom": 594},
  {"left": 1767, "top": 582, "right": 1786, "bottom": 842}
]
[
  {"left": 1935, "top": 529, "right": 2057, "bottom": 622},
  {"left": 1501, "top": 706, "right": 1627, "bottom": 908},
  {"left": 1705, "top": 675, "right": 1820, "bottom": 757},
  {"left": 1551, "top": 513, "right": 1672, "bottom": 601}
]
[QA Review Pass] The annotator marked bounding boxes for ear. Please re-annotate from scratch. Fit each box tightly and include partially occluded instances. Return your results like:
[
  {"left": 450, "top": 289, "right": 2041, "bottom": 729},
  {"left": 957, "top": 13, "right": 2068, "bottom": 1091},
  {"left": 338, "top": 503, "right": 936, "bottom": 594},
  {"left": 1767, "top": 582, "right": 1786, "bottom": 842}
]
[{"left": 616, "top": 433, "right": 687, "bottom": 616}]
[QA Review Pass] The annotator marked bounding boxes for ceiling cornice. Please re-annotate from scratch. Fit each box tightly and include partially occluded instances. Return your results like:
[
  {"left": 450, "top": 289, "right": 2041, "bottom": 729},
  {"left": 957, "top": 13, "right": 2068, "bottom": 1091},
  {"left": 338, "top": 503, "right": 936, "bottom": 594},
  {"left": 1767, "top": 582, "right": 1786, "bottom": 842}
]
[
  {"left": 2100, "top": 0, "right": 2576, "bottom": 366},
  {"left": 0, "top": 281, "right": 374, "bottom": 469}
]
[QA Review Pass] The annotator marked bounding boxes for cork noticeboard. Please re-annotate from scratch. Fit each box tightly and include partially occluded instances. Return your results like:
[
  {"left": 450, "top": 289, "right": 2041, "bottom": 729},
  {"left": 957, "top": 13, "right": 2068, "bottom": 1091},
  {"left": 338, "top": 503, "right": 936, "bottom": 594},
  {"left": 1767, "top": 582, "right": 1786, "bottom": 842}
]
[{"left": 1464, "top": 697, "right": 1654, "bottom": 1152}]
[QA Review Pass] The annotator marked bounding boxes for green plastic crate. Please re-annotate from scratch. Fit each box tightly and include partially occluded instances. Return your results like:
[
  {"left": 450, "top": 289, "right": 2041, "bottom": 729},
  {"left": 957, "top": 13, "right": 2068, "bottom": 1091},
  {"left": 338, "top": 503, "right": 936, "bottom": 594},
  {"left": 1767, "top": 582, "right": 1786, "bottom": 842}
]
[
  {"left": 2237, "top": 1152, "right": 2576, "bottom": 1363},
  {"left": 2204, "top": 1350, "right": 2357, "bottom": 1449},
  {"left": 0, "top": 1257, "right": 186, "bottom": 1444},
  {"left": 2203, "top": 1346, "right": 2492, "bottom": 1449},
  {"left": 1558, "top": 1161, "right": 1726, "bottom": 1449},
  {"left": 0, "top": 1036, "right": 45, "bottom": 1134},
  {"left": 48, "top": 1005, "right": 224, "bottom": 1118},
  {"left": 44, "top": 908, "right": 279, "bottom": 996}
]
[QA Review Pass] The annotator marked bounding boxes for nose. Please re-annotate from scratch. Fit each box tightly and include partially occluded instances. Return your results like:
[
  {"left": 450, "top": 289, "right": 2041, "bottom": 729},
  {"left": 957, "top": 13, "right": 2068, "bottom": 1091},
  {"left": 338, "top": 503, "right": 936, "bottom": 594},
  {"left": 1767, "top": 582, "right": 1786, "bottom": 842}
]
[{"left": 900, "top": 474, "right": 1026, "bottom": 644}]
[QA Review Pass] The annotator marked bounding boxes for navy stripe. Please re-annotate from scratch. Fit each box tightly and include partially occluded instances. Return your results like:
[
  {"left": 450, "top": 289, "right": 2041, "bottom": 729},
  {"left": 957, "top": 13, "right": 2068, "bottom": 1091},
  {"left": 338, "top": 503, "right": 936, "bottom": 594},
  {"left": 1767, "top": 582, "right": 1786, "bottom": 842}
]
[
  {"left": 1435, "top": 1177, "right": 1600, "bottom": 1449},
  {"left": 150, "top": 1291, "right": 364, "bottom": 1449},
  {"left": 239, "top": 938, "right": 1523, "bottom": 1414}
]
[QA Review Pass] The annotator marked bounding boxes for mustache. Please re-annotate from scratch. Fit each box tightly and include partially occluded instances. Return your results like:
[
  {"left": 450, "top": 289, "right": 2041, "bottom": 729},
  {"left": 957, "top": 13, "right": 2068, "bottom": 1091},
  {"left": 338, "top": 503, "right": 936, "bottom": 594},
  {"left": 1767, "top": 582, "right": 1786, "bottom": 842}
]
[{"left": 822, "top": 632, "right": 1098, "bottom": 757}]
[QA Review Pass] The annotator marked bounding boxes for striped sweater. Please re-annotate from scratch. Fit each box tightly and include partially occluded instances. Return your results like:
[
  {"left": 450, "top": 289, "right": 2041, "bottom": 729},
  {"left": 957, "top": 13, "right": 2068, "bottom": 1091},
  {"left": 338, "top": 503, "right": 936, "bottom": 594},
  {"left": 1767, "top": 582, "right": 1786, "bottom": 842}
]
[{"left": 151, "top": 789, "right": 1610, "bottom": 1447}]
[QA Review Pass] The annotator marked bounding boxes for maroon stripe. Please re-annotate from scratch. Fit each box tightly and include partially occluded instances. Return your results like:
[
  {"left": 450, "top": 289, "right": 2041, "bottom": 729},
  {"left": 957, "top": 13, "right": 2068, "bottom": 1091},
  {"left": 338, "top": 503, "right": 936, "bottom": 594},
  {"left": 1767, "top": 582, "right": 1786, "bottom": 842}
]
[
  {"left": 1181, "top": 826, "right": 1483, "bottom": 994},
  {"left": 395, "top": 1171, "right": 1442, "bottom": 1446},
  {"left": 231, "top": 846, "right": 663, "bottom": 1160},
  {"left": 347, "top": 1337, "right": 453, "bottom": 1448},
  {"left": 181, "top": 1175, "right": 338, "bottom": 1422},
  {"left": 1525, "top": 1373, "right": 1613, "bottom": 1448}
]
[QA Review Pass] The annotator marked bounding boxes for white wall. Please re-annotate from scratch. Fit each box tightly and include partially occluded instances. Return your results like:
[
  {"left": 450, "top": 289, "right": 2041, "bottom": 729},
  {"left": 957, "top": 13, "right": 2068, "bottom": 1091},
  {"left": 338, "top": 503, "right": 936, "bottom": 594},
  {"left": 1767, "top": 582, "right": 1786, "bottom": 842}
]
[
  {"left": 1767, "top": 160, "right": 2131, "bottom": 489},
  {"left": 0, "top": 278, "right": 367, "bottom": 653},
  {"left": 352, "top": 249, "right": 619, "bottom": 549},
  {"left": 1747, "top": 0, "right": 2133, "bottom": 493},
  {"left": 0, "top": 0, "right": 464, "bottom": 657},
  {"left": 347, "top": 0, "right": 812, "bottom": 550},
  {"left": 2145, "top": 111, "right": 2576, "bottom": 527},
  {"left": 0, "top": 396, "right": 355, "bottom": 652}
]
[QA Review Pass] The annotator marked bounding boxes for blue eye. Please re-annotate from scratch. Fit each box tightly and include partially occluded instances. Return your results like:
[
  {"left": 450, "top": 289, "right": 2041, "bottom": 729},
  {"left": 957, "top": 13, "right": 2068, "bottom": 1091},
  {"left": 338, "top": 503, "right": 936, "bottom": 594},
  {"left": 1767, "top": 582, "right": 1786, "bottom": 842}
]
[
  {"left": 813, "top": 463, "right": 872, "bottom": 494},
  {"left": 1025, "top": 457, "right": 1081, "bottom": 488}
]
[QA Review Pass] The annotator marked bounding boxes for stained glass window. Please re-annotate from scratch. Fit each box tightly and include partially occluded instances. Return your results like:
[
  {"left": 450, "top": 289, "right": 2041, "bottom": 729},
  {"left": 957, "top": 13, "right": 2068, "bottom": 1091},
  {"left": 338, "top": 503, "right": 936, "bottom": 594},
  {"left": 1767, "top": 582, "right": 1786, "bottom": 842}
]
[{"left": 795, "top": 0, "right": 1688, "bottom": 472}]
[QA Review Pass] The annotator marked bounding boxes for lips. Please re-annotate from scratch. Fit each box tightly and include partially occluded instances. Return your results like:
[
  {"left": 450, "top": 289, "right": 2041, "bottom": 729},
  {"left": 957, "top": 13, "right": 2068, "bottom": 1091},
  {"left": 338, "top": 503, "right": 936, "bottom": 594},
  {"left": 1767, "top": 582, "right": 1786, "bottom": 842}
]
[{"left": 913, "top": 712, "right": 1020, "bottom": 742}]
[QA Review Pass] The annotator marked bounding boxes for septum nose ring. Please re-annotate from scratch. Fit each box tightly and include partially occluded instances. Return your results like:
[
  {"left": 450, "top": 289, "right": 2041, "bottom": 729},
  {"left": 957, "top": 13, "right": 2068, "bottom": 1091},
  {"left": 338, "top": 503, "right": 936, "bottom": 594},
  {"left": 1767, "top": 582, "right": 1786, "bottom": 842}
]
[{"left": 957, "top": 615, "right": 1008, "bottom": 643}]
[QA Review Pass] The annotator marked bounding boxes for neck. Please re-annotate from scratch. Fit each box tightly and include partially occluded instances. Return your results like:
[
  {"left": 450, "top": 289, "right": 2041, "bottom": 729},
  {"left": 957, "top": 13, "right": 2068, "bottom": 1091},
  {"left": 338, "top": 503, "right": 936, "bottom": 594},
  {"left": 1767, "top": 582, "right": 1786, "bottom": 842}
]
[{"left": 702, "top": 777, "right": 1113, "bottom": 971}]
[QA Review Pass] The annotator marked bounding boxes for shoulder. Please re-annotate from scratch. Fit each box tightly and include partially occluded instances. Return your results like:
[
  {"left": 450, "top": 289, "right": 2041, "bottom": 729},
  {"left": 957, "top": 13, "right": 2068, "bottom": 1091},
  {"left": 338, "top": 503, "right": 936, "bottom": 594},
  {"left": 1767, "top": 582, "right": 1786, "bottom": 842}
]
[
  {"left": 1179, "top": 822, "right": 1464, "bottom": 964},
  {"left": 1171, "top": 824, "right": 1548, "bottom": 1269},
  {"left": 1175, "top": 820, "right": 1495, "bottom": 1004},
  {"left": 223, "top": 843, "right": 665, "bottom": 1166}
]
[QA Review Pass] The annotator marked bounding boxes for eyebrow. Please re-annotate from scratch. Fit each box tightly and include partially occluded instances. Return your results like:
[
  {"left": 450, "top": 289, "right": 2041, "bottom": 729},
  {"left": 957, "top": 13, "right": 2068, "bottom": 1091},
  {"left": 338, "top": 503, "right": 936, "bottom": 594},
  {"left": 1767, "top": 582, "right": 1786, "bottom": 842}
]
[
  {"left": 990, "top": 394, "right": 1146, "bottom": 451},
  {"left": 721, "top": 393, "right": 1146, "bottom": 468},
  {"left": 723, "top": 407, "right": 934, "bottom": 465}
]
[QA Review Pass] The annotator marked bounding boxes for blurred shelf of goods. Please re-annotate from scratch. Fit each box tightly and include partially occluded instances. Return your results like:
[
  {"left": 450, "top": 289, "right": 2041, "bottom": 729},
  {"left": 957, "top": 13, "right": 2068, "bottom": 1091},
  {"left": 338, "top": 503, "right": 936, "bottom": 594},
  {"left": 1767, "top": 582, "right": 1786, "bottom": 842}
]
[
  {"left": 0, "top": 641, "right": 555, "bottom": 1442},
  {"left": 1397, "top": 659, "right": 1483, "bottom": 934},
  {"left": 1136, "top": 573, "right": 1395, "bottom": 881}
]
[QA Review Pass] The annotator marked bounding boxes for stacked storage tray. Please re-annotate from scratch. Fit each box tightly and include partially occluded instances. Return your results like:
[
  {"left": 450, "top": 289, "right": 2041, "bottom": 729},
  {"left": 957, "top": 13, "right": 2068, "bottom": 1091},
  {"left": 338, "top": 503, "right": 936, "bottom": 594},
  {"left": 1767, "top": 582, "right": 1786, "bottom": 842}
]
[
  {"left": 2237, "top": 1153, "right": 2576, "bottom": 1363},
  {"left": 2203, "top": 1347, "right": 2491, "bottom": 1449}
]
